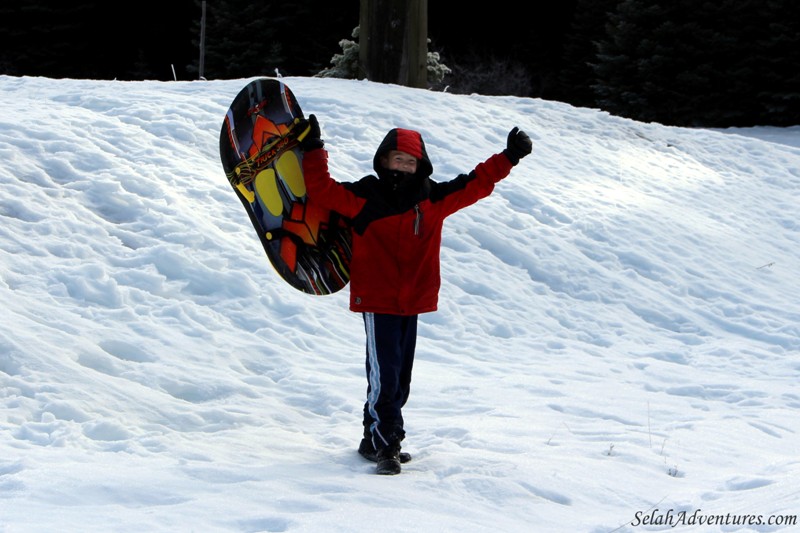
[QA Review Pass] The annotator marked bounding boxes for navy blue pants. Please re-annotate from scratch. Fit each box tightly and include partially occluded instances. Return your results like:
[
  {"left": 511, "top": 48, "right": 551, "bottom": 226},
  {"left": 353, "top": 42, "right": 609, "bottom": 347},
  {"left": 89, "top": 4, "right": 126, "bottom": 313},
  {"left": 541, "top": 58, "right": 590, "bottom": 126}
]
[{"left": 362, "top": 312, "right": 418, "bottom": 449}]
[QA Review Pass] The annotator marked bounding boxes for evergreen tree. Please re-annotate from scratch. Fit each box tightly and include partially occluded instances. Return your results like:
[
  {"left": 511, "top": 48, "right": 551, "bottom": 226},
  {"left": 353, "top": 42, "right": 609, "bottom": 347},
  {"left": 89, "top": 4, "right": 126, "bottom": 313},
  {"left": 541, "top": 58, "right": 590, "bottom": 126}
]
[
  {"left": 317, "top": 27, "right": 451, "bottom": 90},
  {"left": 593, "top": 0, "right": 694, "bottom": 124},
  {"left": 592, "top": 0, "right": 800, "bottom": 127},
  {"left": 751, "top": 0, "right": 800, "bottom": 126},
  {"left": 188, "top": 0, "right": 358, "bottom": 79},
  {"left": 0, "top": 2, "right": 115, "bottom": 79},
  {"left": 556, "top": 0, "right": 623, "bottom": 108},
  {"left": 316, "top": 27, "right": 362, "bottom": 80},
  {"left": 188, "top": 0, "right": 286, "bottom": 79}
]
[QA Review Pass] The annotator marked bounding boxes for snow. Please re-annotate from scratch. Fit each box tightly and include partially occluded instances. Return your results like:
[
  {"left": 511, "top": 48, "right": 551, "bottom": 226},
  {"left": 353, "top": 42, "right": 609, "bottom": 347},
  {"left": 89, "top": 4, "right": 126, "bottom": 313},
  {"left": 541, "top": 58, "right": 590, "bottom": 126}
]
[{"left": 1, "top": 75, "right": 799, "bottom": 533}]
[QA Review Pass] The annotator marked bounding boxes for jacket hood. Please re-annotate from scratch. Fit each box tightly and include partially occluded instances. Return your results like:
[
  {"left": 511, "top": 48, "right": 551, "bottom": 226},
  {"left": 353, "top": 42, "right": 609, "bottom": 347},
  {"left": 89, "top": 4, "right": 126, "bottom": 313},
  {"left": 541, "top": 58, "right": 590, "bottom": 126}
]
[{"left": 372, "top": 128, "right": 433, "bottom": 178}]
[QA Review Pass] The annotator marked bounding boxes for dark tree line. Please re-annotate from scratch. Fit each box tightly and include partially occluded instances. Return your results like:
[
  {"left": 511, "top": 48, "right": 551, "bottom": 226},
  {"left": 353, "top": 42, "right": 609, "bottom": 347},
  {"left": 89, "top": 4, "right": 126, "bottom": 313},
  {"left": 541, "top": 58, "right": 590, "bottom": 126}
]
[
  {"left": 2, "top": 0, "right": 798, "bottom": 127},
  {"left": 588, "top": 0, "right": 800, "bottom": 127},
  {"left": 0, "top": 1, "right": 196, "bottom": 81},
  {"left": 186, "top": 0, "right": 358, "bottom": 79},
  {"left": 0, "top": 0, "right": 355, "bottom": 81}
]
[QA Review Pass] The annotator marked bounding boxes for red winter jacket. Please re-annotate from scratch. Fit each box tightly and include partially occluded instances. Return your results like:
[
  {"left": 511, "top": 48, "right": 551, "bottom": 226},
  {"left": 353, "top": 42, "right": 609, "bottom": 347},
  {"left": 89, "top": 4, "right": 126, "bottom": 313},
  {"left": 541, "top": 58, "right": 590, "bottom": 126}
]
[{"left": 302, "top": 128, "right": 514, "bottom": 315}]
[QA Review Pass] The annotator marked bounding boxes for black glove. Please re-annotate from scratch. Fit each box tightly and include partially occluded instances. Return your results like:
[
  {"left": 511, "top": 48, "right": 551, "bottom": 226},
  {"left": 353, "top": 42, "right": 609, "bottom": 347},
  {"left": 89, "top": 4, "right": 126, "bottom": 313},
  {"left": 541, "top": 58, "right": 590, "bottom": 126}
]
[
  {"left": 503, "top": 127, "right": 532, "bottom": 165},
  {"left": 298, "top": 113, "right": 324, "bottom": 151}
]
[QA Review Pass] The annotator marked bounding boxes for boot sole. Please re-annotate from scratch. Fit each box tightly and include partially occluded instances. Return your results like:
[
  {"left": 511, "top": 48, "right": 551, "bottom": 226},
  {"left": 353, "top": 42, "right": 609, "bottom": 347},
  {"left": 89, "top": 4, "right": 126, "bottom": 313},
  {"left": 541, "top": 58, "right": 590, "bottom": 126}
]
[
  {"left": 376, "top": 462, "right": 402, "bottom": 475},
  {"left": 358, "top": 449, "right": 412, "bottom": 464}
]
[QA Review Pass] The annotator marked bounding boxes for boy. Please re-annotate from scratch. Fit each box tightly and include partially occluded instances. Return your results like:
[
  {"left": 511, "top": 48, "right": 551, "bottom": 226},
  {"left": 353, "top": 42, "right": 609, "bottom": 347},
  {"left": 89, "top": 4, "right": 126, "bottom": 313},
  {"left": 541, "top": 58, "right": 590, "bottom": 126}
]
[{"left": 298, "top": 115, "right": 531, "bottom": 474}]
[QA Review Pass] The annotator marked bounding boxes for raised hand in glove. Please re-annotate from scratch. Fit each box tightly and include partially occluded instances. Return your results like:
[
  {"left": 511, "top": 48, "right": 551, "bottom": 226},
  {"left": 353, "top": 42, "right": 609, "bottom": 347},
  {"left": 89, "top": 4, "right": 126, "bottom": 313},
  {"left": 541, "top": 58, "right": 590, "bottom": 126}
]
[
  {"left": 503, "top": 127, "right": 532, "bottom": 165},
  {"left": 297, "top": 113, "right": 324, "bottom": 151}
]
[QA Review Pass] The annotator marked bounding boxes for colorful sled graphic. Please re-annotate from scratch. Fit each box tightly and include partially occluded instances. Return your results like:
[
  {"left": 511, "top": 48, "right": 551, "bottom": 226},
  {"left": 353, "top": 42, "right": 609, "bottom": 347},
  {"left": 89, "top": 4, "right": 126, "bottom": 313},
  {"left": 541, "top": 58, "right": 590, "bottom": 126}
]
[{"left": 219, "top": 78, "right": 351, "bottom": 295}]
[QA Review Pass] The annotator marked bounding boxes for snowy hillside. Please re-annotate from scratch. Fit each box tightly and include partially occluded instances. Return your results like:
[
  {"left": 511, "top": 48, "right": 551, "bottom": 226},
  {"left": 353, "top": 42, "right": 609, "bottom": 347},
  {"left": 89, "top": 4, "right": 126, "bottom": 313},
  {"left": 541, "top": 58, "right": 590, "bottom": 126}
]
[{"left": 0, "top": 75, "right": 798, "bottom": 532}]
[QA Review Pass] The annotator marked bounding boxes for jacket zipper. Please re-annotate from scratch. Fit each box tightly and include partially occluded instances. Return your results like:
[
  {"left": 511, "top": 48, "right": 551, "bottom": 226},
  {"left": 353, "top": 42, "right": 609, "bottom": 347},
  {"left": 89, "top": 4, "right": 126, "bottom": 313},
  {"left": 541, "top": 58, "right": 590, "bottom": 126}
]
[{"left": 413, "top": 204, "right": 423, "bottom": 236}]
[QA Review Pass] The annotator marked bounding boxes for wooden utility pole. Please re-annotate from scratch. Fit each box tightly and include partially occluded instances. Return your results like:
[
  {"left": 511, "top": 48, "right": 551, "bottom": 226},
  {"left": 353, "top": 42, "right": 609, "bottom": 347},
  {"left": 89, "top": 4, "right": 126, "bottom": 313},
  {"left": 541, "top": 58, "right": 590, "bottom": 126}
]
[
  {"left": 359, "top": 0, "right": 428, "bottom": 88},
  {"left": 199, "top": 1, "right": 207, "bottom": 80}
]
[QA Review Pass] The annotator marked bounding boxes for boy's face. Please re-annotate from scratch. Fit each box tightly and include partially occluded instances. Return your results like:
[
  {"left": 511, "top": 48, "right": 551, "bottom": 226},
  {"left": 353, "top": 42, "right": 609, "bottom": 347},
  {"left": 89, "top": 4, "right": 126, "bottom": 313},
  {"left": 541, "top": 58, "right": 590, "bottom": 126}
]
[{"left": 382, "top": 150, "right": 418, "bottom": 174}]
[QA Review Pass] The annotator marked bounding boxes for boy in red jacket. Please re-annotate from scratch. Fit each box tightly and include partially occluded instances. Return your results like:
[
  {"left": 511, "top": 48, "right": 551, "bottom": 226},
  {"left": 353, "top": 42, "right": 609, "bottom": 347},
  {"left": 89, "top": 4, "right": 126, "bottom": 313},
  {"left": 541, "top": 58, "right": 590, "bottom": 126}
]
[{"left": 298, "top": 115, "right": 531, "bottom": 474}]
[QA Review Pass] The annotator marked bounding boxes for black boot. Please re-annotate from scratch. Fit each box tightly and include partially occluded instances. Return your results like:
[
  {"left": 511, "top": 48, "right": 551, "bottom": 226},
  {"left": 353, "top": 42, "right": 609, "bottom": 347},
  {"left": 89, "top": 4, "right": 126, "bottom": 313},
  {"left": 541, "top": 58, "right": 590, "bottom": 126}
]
[
  {"left": 375, "top": 441, "right": 402, "bottom": 475},
  {"left": 358, "top": 438, "right": 411, "bottom": 463}
]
